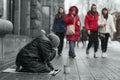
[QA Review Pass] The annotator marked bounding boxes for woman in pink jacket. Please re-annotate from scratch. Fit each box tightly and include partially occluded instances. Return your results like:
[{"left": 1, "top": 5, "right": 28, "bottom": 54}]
[{"left": 64, "top": 6, "right": 81, "bottom": 58}]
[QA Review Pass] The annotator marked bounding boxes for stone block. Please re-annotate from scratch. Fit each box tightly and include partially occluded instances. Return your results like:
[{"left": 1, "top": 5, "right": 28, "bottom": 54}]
[
  {"left": 2, "top": 35, "right": 31, "bottom": 59},
  {"left": 31, "top": 0, "right": 38, "bottom": 6},
  {"left": 38, "top": 0, "right": 42, "bottom": 3},
  {"left": 31, "top": 0, "right": 42, "bottom": 11},
  {"left": 30, "top": 8, "right": 42, "bottom": 19},
  {"left": 0, "top": 38, "right": 3, "bottom": 59},
  {"left": 30, "top": 20, "right": 41, "bottom": 29},
  {"left": 31, "top": 0, "right": 41, "bottom": 10},
  {"left": 0, "top": 19, "right": 13, "bottom": 36},
  {"left": 30, "top": 28, "right": 42, "bottom": 37},
  {"left": 0, "top": 0, "right": 3, "bottom": 17}
]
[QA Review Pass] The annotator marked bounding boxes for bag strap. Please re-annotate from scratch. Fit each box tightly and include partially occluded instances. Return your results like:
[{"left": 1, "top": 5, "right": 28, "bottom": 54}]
[
  {"left": 73, "top": 17, "right": 76, "bottom": 25},
  {"left": 67, "top": 17, "right": 76, "bottom": 27}
]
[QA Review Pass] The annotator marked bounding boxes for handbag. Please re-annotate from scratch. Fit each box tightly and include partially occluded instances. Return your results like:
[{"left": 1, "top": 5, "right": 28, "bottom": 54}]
[
  {"left": 66, "top": 18, "right": 76, "bottom": 35},
  {"left": 99, "top": 33, "right": 105, "bottom": 39}
]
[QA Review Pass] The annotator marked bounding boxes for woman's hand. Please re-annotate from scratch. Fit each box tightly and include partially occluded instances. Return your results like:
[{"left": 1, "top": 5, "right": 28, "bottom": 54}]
[
  {"left": 88, "top": 30, "right": 91, "bottom": 35},
  {"left": 103, "top": 24, "right": 106, "bottom": 27}
]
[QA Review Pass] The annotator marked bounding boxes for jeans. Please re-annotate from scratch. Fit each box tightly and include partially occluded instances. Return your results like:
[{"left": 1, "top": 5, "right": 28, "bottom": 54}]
[{"left": 69, "top": 41, "right": 75, "bottom": 57}]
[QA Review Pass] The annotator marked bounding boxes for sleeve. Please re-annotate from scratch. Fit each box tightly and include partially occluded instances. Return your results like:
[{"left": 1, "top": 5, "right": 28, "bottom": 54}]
[
  {"left": 64, "top": 14, "right": 73, "bottom": 25},
  {"left": 98, "top": 15, "right": 102, "bottom": 26},
  {"left": 98, "top": 15, "right": 104, "bottom": 27},
  {"left": 52, "top": 17, "right": 57, "bottom": 32},
  {"left": 84, "top": 15, "right": 90, "bottom": 30},
  {"left": 77, "top": 16, "right": 81, "bottom": 27},
  {"left": 62, "top": 17, "right": 67, "bottom": 28},
  {"left": 77, "top": 17, "right": 81, "bottom": 33},
  {"left": 39, "top": 40, "right": 52, "bottom": 62},
  {"left": 110, "top": 15, "right": 116, "bottom": 33}
]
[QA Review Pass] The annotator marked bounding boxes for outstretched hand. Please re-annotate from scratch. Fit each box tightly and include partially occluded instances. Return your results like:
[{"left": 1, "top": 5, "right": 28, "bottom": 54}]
[
  {"left": 49, "top": 69, "right": 61, "bottom": 76},
  {"left": 47, "top": 62, "right": 54, "bottom": 70}
]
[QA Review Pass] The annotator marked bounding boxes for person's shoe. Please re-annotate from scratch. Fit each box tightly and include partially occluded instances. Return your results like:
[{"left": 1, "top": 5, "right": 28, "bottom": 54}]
[
  {"left": 58, "top": 51, "right": 62, "bottom": 56},
  {"left": 16, "top": 65, "right": 22, "bottom": 72},
  {"left": 69, "top": 53, "right": 76, "bottom": 58},
  {"left": 86, "top": 49, "right": 89, "bottom": 55},
  {"left": 86, "top": 50, "right": 89, "bottom": 58},
  {"left": 102, "top": 53, "right": 107, "bottom": 58},
  {"left": 69, "top": 52, "right": 76, "bottom": 58},
  {"left": 49, "top": 69, "right": 61, "bottom": 76},
  {"left": 94, "top": 52, "right": 99, "bottom": 58},
  {"left": 58, "top": 53, "right": 62, "bottom": 56},
  {"left": 16, "top": 66, "right": 21, "bottom": 72},
  {"left": 71, "top": 54, "right": 76, "bottom": 58}
]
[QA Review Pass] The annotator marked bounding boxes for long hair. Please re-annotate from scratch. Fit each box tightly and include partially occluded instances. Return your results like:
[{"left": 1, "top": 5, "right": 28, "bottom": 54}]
[
  {"left": 102, "top": 8, "right": 108, "bottom": 20},
  {"left": 91, "top": 4, "right": 96, "bottom": 11},
  {"left": 88, "top": 4, "right": 98, "bottom": 16},
  {"left": 55, "top": 7, "right": 65, "bottom": 19}
]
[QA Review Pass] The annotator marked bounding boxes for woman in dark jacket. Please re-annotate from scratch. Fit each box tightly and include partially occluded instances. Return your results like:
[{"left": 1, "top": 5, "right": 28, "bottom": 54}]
[
  {"left": 53, "top": 7, "right": 66, "bottom": 56},
  {"left": 16, "top": 32, "right": 60, "bottom": 73},
  {"left": 81, "top": 26, "right": 88, "bottom": 48}
]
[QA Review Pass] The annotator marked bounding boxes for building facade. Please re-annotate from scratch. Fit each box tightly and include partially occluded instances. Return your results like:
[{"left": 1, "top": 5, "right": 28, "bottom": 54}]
[{"left": 0, "top": 0, "right": 64, "bottom": 37}]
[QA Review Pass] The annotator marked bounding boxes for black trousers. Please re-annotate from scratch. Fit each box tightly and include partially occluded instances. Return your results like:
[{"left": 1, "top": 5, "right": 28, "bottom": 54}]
[
  {"left": 55, "top": 32, "right": 64, "bottom": 54},
  {"left": 87, "top": 31, "right": 99, "bottom": 53},
  {"left": 100, "top": 33, "right": 110, "bottom": 53}
]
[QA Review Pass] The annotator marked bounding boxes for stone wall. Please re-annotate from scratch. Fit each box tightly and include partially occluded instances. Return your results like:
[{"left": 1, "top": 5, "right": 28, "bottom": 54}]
[
  {"left": 0, "top": 0, "right": 64, "bottom": 37},
  {"left": 0, "top": 0, "right": 3, "bottom": 17},
  {"left": 30, "top": 0, "right": 42, "bottom": 37},
  {"left": 42, "top": 5, "right": 51, "bottom": 33},
  {"left": 20, "top": 0, "right": 31, "bottom": 36},
  {"left": 0, "top": 35, "right": 31, "bottom": 60},
  {"left": 112, "top": 12, "right": 120, "bottom": 40}
]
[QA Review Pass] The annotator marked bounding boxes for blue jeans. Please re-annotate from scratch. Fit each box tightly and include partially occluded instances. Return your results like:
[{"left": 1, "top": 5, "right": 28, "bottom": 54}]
[{"left": 69, "top": 41, "right": 75, "bottom": 56}]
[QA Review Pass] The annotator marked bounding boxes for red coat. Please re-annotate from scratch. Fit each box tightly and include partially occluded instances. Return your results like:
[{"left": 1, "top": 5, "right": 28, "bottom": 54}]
[
  {"left": 64, "top": 6, "right": 81, "bottom": 41},
  {"left": 85, "top": 12, "right": 99, "bottom": 31}
]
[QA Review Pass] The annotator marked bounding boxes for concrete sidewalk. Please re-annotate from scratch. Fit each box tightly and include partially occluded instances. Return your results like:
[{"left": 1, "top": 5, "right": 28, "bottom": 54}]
[{"left": 0, "top": 42, "right": 120, "bottom": 80}]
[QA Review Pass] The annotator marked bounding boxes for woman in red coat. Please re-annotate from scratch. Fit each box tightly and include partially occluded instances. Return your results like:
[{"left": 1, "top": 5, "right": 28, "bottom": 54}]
[
  {"left": 64, "top": 6, "right": 81, "bottom": 58},
  {"left": 85, "top": 4, "right": 99, "bottom": 58}
]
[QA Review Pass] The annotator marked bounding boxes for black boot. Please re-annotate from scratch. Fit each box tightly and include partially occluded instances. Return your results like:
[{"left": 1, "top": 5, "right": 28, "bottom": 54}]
[
  {"left": 58, "top": 51, "right": 62, "bottom": 56},
  {"left": 69, "top": 51, "right": 76, "bottom": 58},
  {"left": 86, "top": 49, "right": 89, "bottom": 55}
]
